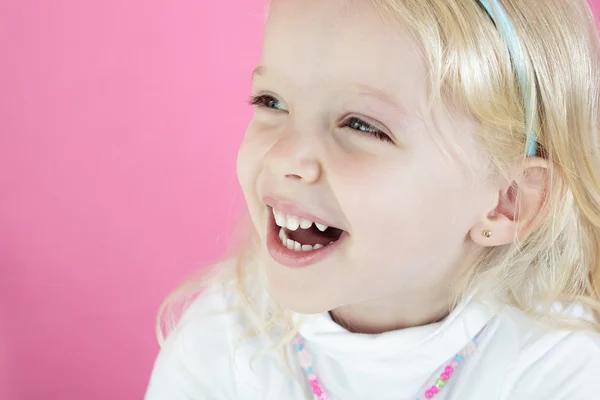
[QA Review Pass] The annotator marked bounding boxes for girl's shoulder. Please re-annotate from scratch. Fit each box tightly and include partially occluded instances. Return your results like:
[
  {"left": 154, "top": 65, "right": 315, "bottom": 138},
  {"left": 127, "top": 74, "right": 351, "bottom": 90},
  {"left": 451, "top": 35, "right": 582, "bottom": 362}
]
[
  {"left": 491, "top": 301, "right": 600, "bottom": 398},
  {"left": 144, "top": 258, "right": 256, "bottom": 400}
]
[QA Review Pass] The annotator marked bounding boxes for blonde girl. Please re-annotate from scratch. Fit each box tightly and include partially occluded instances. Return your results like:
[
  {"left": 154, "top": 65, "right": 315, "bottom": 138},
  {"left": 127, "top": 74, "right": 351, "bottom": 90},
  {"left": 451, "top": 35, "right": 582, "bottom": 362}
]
[{"left": 146, "top": 0, "right": 600, "bottom": 399}]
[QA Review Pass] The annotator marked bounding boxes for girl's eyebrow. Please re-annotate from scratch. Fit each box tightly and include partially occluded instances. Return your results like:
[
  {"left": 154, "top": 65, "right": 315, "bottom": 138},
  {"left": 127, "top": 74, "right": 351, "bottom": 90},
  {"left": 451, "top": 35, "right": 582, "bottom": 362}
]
[
  {"left": 252, "top": 66, "right": 267, "bottom": 81},
  {"left": 349, "top": 83, "right": 407, "bottom": 116},
  {"left": 251, "top": 65, "right": 407, "bottom": 117}
]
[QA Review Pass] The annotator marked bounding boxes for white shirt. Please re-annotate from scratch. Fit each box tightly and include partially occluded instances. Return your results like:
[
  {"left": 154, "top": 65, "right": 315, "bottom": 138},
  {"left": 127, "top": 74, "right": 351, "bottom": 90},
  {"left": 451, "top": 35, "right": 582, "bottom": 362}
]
[{"left": 145, "top": 281, "right": 600, "bottom": 400}]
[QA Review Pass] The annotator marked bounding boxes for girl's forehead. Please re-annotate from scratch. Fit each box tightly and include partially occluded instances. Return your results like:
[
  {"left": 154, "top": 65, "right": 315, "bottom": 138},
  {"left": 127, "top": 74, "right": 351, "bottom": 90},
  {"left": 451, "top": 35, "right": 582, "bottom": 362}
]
[
  {"left": 260, "top": 0, "right": 426, "bottom": 105},
  {"left": 265, "top": 0, "right": 409, "bottom": 47}
]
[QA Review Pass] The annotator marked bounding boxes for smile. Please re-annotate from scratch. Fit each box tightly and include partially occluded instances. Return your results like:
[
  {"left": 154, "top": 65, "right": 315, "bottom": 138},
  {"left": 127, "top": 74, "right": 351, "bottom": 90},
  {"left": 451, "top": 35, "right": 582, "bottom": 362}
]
[
  {"left": 266, "top": 206, "right": 347, "bottom": 268},
  {"left": 273, "top": 208, "right": 344, "bottom": 252}
]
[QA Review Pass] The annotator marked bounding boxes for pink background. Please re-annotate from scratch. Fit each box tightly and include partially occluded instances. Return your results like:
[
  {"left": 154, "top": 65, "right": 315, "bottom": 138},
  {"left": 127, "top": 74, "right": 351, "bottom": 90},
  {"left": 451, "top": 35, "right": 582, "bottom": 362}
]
[
  {"left": 0, "top": 1, "right": 598, "bottom": 399},
  {"left": 0, "top": 1, "right": 264, "bottom": 399}
]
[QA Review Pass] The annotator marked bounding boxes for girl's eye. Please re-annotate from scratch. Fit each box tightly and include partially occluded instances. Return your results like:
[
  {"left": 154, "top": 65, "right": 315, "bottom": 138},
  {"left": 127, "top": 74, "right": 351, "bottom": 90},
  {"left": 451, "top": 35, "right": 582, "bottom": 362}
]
[
  {"left": 248, "top": 94, "right": 287, "bottom": 111},
  {"left": 345, "top": 117, "right": 392, "bottom": 143}
]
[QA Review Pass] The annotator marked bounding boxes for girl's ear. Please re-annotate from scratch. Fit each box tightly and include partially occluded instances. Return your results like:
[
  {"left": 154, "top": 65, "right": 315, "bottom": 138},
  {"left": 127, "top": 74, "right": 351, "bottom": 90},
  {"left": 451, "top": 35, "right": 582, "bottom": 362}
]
[{"left": 470, "top": 157, "right": 549, "bottom": 247}]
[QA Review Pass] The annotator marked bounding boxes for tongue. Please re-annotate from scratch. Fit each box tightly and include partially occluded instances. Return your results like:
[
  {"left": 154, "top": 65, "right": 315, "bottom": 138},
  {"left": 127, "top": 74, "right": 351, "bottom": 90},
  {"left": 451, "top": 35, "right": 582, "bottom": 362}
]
[{"left": 288, "top": 227, "right": 334, "bottom": 246}]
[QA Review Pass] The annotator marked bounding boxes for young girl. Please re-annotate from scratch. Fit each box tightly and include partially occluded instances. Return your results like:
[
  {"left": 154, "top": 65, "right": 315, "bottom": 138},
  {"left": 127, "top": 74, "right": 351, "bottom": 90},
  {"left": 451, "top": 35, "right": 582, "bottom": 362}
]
[{"left": 145, "top": 0, "right": 600, "bottom": 398}]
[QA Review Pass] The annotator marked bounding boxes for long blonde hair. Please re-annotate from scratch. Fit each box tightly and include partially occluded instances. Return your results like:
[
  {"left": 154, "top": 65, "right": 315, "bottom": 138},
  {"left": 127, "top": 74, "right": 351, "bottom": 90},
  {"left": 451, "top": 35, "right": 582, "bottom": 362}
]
[{"left": 158, "top": 0, "right": 600, "bottom": 347}]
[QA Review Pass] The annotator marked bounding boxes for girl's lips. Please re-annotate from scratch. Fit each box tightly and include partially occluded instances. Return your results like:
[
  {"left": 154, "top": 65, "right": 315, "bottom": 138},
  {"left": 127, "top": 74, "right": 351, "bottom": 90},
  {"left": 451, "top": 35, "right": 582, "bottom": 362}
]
[{"left": 265, "top": 207, "right": 348, "bottom": 269}]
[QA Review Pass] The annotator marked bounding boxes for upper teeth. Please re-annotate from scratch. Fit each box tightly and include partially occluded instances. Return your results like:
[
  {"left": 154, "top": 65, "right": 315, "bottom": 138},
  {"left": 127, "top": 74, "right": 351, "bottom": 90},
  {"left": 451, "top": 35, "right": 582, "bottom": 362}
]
[{"left": 273, "top": 208, "right": 329, "bottom": 232}]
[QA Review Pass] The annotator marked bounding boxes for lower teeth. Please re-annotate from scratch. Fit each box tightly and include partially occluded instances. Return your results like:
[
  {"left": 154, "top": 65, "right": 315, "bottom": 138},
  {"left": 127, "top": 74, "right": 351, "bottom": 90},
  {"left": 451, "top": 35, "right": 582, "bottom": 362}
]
[{"left": 279, "top": 228, "right": 326, "bottom": 252}]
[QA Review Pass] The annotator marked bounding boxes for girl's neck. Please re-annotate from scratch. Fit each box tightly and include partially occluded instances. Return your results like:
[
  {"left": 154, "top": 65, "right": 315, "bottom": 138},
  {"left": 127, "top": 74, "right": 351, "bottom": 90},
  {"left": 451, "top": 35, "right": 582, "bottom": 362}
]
[{"left": 329, "top": 292, "right": 453, "bottom": 334}]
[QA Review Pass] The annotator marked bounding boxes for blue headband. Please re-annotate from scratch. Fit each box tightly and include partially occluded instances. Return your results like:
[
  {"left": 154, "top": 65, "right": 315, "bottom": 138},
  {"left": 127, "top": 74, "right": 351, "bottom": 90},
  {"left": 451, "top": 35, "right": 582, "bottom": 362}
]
[{"left": 477, "top": 0, "right": 538, "bottom": 156}]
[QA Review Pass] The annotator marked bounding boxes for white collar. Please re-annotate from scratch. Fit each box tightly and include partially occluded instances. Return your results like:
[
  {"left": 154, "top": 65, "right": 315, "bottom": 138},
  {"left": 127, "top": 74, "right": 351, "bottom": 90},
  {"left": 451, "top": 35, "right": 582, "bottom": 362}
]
[{"left": 293, "top": 294, "right": 498, "bottom": 376}]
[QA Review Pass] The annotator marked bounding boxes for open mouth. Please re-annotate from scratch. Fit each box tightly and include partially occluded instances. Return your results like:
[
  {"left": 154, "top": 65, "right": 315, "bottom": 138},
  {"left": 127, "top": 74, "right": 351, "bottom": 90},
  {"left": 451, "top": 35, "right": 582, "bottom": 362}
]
[{"left": 271, "top": 207, "right": 344, "bottom": 252}]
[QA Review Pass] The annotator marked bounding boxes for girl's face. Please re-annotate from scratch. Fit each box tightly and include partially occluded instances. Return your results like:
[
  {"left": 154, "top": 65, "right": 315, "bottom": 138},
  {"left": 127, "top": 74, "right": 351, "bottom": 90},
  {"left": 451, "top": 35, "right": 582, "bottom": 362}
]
[{"left": 237, "top": 0, "right": 499, "bottom": 315}]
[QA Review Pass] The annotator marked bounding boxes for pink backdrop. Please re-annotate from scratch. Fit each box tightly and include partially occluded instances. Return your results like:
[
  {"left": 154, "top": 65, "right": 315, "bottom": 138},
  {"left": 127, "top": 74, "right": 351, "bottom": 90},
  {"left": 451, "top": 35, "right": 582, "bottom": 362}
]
[
  {"left": 0, "top": 1, "right": 263, "bottom": 399},
  {"left": 0, "top": 1, "right": 598, "bottom": 400}
]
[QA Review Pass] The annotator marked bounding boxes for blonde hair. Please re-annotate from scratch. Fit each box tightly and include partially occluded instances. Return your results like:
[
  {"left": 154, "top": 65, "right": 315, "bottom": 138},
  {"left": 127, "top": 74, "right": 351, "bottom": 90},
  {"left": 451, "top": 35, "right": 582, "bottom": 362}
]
[{"left": 158, "top": 0, "right": 600, "bottom": 352}]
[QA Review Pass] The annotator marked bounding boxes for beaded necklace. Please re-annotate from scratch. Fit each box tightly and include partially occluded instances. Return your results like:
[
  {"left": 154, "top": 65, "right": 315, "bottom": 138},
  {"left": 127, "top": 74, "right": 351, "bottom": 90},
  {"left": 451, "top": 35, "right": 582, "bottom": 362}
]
[{"left": 292, "top": 323, "right": 489, "bottom": 400}]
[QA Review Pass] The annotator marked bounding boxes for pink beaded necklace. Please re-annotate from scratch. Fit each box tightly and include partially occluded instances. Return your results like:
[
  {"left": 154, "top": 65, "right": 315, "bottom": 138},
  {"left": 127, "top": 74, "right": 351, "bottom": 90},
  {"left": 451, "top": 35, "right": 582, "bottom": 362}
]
[{"left": 292, "top": 323, "right": 489, "bottom": 400}]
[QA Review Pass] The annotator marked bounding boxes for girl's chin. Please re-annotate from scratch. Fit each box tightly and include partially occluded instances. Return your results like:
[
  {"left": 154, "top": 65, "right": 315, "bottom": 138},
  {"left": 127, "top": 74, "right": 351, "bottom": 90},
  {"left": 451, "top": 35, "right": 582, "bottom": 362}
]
[{"left": 263, "top": 270, "right": 338, "bottom": 314}]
